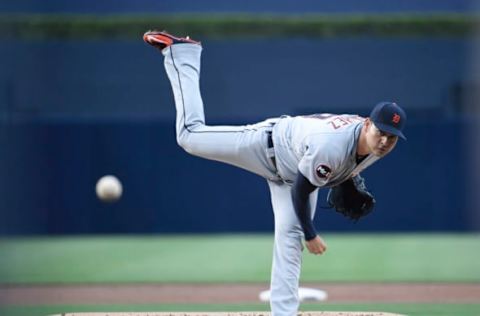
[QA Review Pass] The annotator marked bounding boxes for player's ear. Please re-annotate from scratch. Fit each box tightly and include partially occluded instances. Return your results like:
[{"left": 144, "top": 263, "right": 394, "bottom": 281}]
[{"left": 364, "top": 118, "right": 372, "bottom": 130}]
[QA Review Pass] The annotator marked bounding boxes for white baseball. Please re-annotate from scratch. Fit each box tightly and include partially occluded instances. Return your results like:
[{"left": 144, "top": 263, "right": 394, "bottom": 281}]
[{"left": 96, "top": 175, "right": 123, "bottom": 202}]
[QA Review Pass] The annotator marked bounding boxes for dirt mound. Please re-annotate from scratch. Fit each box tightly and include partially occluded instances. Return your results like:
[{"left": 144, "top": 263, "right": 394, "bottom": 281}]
[{"left": 49, "top": 312, "right": 405, "bottom": 316}]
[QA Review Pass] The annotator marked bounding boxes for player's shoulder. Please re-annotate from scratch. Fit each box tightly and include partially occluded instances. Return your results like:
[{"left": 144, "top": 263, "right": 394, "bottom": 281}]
[
  {"left": 296, "top": 113, "right": 363, "bottom": 126},
  {"left": 304, "top": 114, "right": 363, "bottom": 153},
  {"left": 300, "top": 114, "right": 364, "bottom": 137}
]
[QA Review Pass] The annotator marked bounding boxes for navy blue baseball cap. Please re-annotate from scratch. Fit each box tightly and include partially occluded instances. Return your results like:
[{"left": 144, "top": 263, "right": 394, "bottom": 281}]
[{"left": 370, "top": 102, "right": 407, "bottom": 140}]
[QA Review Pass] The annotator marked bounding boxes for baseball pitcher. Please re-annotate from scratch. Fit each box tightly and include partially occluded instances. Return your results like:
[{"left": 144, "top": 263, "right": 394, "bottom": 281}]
[{"left": 143, "top": 31, "right": 407, "bottom": 316}]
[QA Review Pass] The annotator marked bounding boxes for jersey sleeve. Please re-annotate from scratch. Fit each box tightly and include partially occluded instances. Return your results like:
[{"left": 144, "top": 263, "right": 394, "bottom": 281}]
[{"left": 297, "top": 135, "right": 343, "bottom": 187}]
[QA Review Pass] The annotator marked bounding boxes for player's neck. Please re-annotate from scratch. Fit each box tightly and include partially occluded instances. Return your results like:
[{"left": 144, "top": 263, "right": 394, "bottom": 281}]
[{"left": 357, "top": 125, "right": 372, "bottom": 156}]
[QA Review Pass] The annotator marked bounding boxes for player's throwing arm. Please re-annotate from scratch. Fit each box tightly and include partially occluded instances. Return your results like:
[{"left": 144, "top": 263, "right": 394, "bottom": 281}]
[{"left": 144, "top": 30, "right": 407, "bottom": 316}]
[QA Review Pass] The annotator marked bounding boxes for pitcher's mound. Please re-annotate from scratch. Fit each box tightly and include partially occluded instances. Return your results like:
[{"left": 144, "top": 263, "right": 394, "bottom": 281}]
[{"left": 50, "top": 312, "right": 405, "bottom": 316}]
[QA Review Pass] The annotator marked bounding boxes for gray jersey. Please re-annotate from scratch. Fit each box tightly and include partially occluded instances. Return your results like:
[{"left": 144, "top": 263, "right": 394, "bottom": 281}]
[
  {"left": 160, "top": 42, "right": 382, "bottom": 316},
  {"left": 272, "top": 114, "right": 380, "bottom": 187}
]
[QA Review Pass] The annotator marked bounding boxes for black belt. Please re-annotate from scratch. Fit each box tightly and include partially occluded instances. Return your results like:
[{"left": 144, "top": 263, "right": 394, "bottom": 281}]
[{"left": 266, "top": 131, "right": 277, "bottom": 169}]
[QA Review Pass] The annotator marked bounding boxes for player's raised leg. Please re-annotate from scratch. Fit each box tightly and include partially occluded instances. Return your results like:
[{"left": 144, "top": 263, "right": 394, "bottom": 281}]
[
  {"left": 267, "top": 180, "right": 318, "bottom": 316},
  {"left": 144, "top": 31, "right": 278, "bottom": 179}
]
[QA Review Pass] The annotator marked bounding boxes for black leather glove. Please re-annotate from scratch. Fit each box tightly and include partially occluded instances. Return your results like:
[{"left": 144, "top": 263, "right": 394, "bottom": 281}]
[{"left": 326, "top": 175, "right": 375, "bottom": 221}]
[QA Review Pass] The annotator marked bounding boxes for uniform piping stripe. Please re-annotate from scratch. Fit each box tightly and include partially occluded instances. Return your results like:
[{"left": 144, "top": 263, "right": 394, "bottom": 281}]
[{"left": 169, "top": 46, "right": 264, "bottom": 134}]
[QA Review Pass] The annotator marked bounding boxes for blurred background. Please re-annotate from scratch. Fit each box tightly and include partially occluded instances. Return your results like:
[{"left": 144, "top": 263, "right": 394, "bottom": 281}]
[{"left": 0, "top": 0, "right": 479, "bottom": 235}]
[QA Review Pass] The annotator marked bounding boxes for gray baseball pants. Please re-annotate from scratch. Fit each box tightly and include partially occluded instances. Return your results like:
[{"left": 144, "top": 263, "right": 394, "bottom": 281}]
[{"left": 162, "top": 43, "right": 319, "bottom": 316}]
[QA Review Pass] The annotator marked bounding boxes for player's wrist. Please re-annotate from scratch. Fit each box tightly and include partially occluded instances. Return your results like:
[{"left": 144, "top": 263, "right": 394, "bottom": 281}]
[{"left": 304, "top": 232, "right": 317, "bottom": 241}]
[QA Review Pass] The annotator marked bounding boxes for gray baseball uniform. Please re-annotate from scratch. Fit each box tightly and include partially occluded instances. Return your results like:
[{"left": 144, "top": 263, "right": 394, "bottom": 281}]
[
  {"left": 272, "top": 115, "right": 380, "bottom": 186},
  {"left": 161, "top": 43, "right": 378, "bottom": 316}
]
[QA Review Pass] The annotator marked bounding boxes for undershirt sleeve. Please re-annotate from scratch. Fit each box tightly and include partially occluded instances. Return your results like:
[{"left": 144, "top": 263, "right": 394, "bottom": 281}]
[{"left": 291, "top": 171, "right": 318, "bottom": 241}]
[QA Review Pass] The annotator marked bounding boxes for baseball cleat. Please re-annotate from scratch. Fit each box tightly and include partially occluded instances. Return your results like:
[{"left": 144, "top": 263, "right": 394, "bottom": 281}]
[{"left": 143, "top": 30, "right": 200, "bottom": 51}]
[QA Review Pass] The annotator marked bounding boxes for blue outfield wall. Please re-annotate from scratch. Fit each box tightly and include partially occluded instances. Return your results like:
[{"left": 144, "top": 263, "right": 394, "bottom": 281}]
[
  {"left": 0, "top": 116, "right": 474, "bottom": 235},
  {"left": 0, "top": 37, "right": 470, "bottom": 120},
  {"left": 1, "top": 0, "right": 476, "bottom": 14},
  {"left": 0, "top": 36, "right": 477, "bottom": 234}
]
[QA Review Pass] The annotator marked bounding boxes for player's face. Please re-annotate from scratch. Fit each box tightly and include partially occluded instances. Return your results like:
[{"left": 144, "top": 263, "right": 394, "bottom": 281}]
[{"left": 365, "top": 120, "right": 398, "bottom": 157}]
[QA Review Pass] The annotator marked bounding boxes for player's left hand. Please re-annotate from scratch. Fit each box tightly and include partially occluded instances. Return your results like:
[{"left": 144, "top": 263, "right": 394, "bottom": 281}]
[
  {"left": 305, "top": 235, "right": 327, "bottom": 255},
  {"left": 326, "top": 175, "right": 375, "bottom": 221}
]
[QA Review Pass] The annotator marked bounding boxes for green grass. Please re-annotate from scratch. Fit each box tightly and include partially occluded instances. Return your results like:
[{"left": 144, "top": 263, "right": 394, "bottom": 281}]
[
  {"left": 1, "top": 235, "right": 479, "bottom": 316},
  {"left": 0, "top": 234, "right": 479, "bottom": 284},
  {"left": 0, "top": 13, "right": 478, "bottom": 39},
  {"left": 1, "top": 303, "right": 480, "bottom": 316}
]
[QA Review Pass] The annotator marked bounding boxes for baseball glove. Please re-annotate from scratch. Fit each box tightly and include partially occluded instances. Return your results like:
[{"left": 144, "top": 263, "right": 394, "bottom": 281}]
[{"left": 326, "top": 175, "right": 375, "bottom": 221}]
